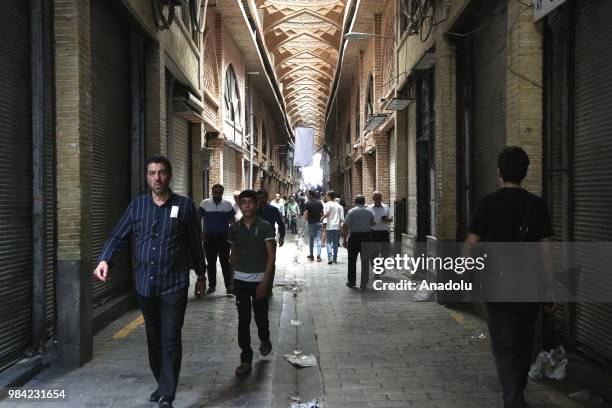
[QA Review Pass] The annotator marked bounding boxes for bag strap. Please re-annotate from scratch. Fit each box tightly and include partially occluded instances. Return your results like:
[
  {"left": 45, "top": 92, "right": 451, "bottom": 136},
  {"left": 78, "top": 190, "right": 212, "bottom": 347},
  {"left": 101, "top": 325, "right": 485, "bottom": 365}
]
[{"left": 519, "top": 197, "right": 532, "bottom": 242}]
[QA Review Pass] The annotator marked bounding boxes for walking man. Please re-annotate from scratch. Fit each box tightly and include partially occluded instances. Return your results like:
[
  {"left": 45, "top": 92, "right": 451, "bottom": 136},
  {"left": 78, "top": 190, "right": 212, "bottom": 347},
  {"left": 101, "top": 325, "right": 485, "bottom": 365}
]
[
  {"left": 368, "top": 191, "right": 392, "bottom": 263},
  {"left": 256, "top": 189, "right": 285, "bottom": 295},
  {"left": 464, "top": 146, "right": 553, "bottom": 408},
  {"left": 304, "top": 190, "right": 324, "bottom": 261},
  {"left": 93, "top": 156, "right": 206, "bottom": 408},
  {"left": 233, "top": 190, "right": 243, "bottom": 221},
  {"left": 322, "top": 190, "right": 344, "bottom": 264},
  {"left": 286, "top": 196, "right": 300, "bottom": 234},
  {"left": 342, "top": 195, "right": 374, "bottom": 290},
  {"left": 199, "top": 184, "right": 235, "bottom": 294},
  {"left": 228, "top": 190, "right": 276, "bottom": 376}
]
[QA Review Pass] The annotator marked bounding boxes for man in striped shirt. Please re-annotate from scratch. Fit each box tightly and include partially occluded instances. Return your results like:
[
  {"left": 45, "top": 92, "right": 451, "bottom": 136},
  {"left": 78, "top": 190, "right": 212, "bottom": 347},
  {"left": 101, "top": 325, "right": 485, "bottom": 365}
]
[
  {"left": 93, "top": 156, "right": 206, "bottom": 408},
  {"left": 227, "top": 190, "right": 276, "bottom": 376}
]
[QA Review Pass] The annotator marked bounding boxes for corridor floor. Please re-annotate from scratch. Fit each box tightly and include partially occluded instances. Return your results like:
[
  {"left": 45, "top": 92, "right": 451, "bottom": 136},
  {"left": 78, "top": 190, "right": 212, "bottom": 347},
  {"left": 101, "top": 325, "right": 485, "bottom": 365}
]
[{"left": 1, "top": 230, "right": 601, "bottom": 408}]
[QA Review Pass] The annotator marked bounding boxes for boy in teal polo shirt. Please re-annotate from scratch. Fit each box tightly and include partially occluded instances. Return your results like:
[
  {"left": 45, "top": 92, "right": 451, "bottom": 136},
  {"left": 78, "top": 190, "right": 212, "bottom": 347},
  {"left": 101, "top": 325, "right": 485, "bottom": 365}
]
[{"left": 227, "top": 190, "right": 276, "bottom": 376}]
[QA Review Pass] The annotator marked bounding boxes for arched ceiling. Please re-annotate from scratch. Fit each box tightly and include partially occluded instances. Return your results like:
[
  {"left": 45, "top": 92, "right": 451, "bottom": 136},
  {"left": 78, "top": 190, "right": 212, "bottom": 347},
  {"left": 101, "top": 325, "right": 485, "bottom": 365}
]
[{"left": 255, "top": 0, "right": 346, "bottom": 147}]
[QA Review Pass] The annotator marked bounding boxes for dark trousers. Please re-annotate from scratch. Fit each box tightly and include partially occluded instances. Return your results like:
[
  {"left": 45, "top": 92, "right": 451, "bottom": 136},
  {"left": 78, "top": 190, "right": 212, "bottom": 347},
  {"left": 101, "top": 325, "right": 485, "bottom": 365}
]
[
  {"left": 289, "top": 217, "right": 297, "bottom": 234},
  {"left": 234, "top": 280, "right": 270, "bottom": 362},
  {"left": 370, "top": 230, "right": 390, "bottom": 261},
  {"left": 137, "top": 288, "right": 188, "bottom": 401},
  {"left": 347, "top": 232, "right": 371, "bottom": 286},
  {"left": 486, "top": 303, "right": 540, "bottom": 408},
  {"left": 204, "top": 234, "right": 231, "bottom": 289}
]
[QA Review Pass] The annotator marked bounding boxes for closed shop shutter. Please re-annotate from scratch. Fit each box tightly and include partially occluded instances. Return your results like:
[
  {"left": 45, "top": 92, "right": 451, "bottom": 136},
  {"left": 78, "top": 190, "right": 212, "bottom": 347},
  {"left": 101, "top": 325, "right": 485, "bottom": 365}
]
[
  {"left": 572, "top": 0, "right": 612, "bottom": 364},
  {"left": 389, "top": 128, "right": 397, "bottom": 240},
  {"left": 470, "top": 1, "right": 507, "bottom": 205},
  {"left": 223, "top": 145, "right": 238, "bottom": 194},
  {"left": 544, "top": 8, "right": 571, "bottom": 340},
  {"left": 90, "top": 0, "right": 132, "bottom": 304},
  {"left": 43, "top": 0, "right": 56, "bottom": 337},
  {"left": 0, "top": 0, "right": 33, "bottom": 368},
  {"left": 170, "top": 117, "right": 191, "bottom": 197}
]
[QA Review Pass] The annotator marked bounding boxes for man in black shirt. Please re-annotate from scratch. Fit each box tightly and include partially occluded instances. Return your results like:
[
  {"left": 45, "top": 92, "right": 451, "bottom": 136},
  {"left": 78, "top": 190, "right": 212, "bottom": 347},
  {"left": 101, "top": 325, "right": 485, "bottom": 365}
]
[
  {"left": 303, "top": 190, "right": 324, "bottom": 261},
  {"left": 464, "top": 146, "right": 553, "bottom": 408}
]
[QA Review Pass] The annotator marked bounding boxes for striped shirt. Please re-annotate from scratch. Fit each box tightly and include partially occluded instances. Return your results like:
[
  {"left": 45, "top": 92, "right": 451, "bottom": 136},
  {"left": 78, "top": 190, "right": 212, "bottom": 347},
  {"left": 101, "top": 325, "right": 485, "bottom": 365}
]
[
  {"left": 198, "top": 198, "right": 235, "bottom": 235},
  {"left": 98, "top": 192, "right": 206, "bottom": 297}
]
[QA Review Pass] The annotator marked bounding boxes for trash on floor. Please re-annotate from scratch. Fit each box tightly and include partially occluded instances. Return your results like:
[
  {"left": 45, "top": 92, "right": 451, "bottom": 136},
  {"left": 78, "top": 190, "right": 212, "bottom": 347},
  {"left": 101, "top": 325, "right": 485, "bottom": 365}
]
[
  {"left": 470, "top": 329, "right": 487, "bottom": 340},
  {"left": 289, "top": 398, "right": 322, "bottom": 408},
  {"left": 283, "top": 352, "right": 318, "bottom": 368},
  {"left": 568, "top": 389, "right": 604, "bottom": 406},
  {"left": 528, "top": 346, "right": 568, "bottom": 380},
  {"left": 413, "top": 288, "right": 434, "bottom": 302}
]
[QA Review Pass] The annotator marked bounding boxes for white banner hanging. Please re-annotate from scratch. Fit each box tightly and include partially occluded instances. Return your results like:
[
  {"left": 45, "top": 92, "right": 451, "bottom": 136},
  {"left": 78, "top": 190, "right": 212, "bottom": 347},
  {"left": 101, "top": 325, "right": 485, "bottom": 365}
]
[{"left": 293, "top": 127, "right": 314, "bottom": 167}]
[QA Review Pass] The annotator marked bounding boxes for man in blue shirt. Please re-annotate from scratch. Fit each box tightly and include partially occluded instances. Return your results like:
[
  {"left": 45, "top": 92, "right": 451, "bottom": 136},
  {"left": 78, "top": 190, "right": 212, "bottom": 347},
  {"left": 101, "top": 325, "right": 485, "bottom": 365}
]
[
  {"left": 256, "top": 190, "right": 285, "bottom": 247},
  {"left": 93, "top": 156, "right": 206, "bottom": 408},
  {"left": 199, "top": 184, "right": 235, "bottom": 294},
  {"left": 256, "top": 190, "right": 284, "bottom": 296}
]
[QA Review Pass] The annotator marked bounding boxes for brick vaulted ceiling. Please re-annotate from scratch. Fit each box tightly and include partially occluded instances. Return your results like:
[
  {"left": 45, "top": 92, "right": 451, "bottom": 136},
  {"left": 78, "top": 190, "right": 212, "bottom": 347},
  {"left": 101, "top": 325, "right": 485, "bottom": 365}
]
[{"left": 255, "top": 0, "right": 346, "bottom": 147}]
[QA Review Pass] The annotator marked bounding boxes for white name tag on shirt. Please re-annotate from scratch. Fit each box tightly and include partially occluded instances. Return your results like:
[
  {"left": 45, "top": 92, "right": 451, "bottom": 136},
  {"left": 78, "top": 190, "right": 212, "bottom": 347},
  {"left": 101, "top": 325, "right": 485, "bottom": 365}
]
[{"left": 170, "top": 205, "right": 179, "bottom": 218}]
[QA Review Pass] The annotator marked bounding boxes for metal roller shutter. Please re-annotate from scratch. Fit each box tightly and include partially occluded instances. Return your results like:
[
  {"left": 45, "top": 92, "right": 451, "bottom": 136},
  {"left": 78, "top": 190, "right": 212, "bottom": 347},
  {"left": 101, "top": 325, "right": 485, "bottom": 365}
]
[
  {"left": 170, "top": 117, "right": 191, "bottom": 197},
  {"left": 470, "top": 1, "right": 507, "bottom": 204},
  {"left": 43, "top": 0, "right": 56, "bottom": 337},
  {"left": 0, "top": 0, "right": 32, "bottom": 368},
  {"left": 91, "top": 0, "right": 132, "bottom": 304},
  {"left": 544, "top": 8, "right": 571, "bottom": 341},
  {"left": 223, "top": 145, "right": 238, "bottom": 194},
  {"left": 572, "top": 0, "right": 612, "bottom": 364}
]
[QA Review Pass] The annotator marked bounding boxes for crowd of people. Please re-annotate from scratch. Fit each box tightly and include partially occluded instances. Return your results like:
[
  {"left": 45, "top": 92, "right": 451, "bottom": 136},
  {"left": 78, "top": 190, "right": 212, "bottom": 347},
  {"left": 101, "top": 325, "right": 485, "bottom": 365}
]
[{"left": 91, "top": 146, "right": 553, "bottom": 408}]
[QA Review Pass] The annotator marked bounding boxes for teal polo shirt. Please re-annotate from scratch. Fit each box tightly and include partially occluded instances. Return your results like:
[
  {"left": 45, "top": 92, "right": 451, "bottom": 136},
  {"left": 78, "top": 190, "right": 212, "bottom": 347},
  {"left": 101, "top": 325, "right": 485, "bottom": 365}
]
[{"left": 227, "top": 216, "right": 275, "bottom": 282}]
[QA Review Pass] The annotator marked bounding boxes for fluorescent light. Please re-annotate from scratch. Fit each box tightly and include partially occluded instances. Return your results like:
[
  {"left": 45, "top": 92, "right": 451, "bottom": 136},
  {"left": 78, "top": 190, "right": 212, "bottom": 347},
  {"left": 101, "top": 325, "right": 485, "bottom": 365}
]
[
  {"left": 363, "top": 113, "right": 389, "bottom": 132},
  {"left": 383, "top": 97, "right": 412, "bottom": 111},
  {"left": 344, "top": 32, "right": 374, "bottom": 41}
]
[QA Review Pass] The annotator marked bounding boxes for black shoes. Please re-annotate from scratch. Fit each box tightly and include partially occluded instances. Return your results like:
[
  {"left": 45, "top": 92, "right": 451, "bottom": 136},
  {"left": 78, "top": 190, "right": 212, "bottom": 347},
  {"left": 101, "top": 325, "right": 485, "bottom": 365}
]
[
  {"left": 235, "top": 362, "right": 252, "bottom": 376},
  {"left": 260, "top": 339, "right": 272, "bottom": 356},
  {"left": 206, "top": 286, "right": 216, "bottom": 294},
  {"left": 149, "top": 389, "right": 160, "bottom": 402},
  {"left": 327, "top": 261, "right": 333, "bottom": 265},
  {"left": 360, "top": 285, "right": 367, "bottom": 291},
  {"left": 346, "top": 282, "right": 356, "bottom": 288},
  {"left": 158, "top": 397, "right": 173, "bottom": 407}
]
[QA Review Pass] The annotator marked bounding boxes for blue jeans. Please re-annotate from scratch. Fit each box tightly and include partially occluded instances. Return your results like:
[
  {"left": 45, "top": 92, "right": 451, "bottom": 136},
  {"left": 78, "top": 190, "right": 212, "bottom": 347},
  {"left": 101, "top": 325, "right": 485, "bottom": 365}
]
[
  {"left": 326, "top": 229, "right": 340, "bottom": 262},
  {"left": 308, "top": 222, "right": 322, "bottom": 257}
]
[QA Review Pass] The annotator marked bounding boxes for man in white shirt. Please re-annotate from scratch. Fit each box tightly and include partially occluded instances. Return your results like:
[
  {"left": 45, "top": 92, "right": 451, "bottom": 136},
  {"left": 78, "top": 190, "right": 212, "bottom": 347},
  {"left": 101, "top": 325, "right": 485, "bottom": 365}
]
[
  {"left": 270, "top": 193, "right": 285, "bottom": 218},
  {"left": 322, "top": 190, "right": 344, "bottom": 264},
  {"left": 321, "top": 195, "right": 329, "bottom": 246},
  {"left": 368, "top": 191, "right": 392, "bottom": 261},
  {"left": 233, "top": 191, "right": 243, "bottom": 221}
]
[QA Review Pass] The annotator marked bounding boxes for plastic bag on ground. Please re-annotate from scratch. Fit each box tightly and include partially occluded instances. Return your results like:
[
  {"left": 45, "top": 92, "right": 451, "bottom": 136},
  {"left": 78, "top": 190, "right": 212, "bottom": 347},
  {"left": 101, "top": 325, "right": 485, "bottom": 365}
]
[
  {"left": 289, "top": 398, "right": 321, "bottom": 408},
  {"left": 283, "top": 352, "right": 318, "bottom": 368},
  {"left": 528, "top": 346, "right": 568, "bottom": 380}
]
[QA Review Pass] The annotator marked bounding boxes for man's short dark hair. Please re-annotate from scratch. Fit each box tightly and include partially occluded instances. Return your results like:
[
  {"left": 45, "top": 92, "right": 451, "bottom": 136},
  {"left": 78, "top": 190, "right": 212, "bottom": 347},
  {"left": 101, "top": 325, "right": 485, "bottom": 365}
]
[
  {"left": 326, "top": 190, "right": 336, "bottom": 200},
  {"left": 212, "top": 184, "right": 224, "bottom": 192},
  {"left": 355, "top": 195, "right": 366, "bottom": 205},
  {"left": 498, "top": 146, "right": 529, "bottom": 183},
  {"left": 145, "top": 156, "right": 172, "bottom": 173},
  {"left": 256, "top": 189, "right": 268, "bottom": 198},
  {"left": 308, "top": 190, "right": 317, "bottom": 198},
  {"left": 239, "top": 190, "right": 257, "bottom": 201}
]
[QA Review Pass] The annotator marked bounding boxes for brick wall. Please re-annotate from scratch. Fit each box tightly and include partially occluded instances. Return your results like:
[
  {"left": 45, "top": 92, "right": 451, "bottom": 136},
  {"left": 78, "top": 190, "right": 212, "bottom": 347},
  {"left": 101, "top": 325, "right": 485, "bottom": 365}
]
[
  {"left": 362, "top": 154, "right": 376, "bottom": 203},
  {"left": 433, "top": 36, "right": 457, "bottom": 240},
  {"left": 505, "top": 0, "right": 543, "bottom": 195}
]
